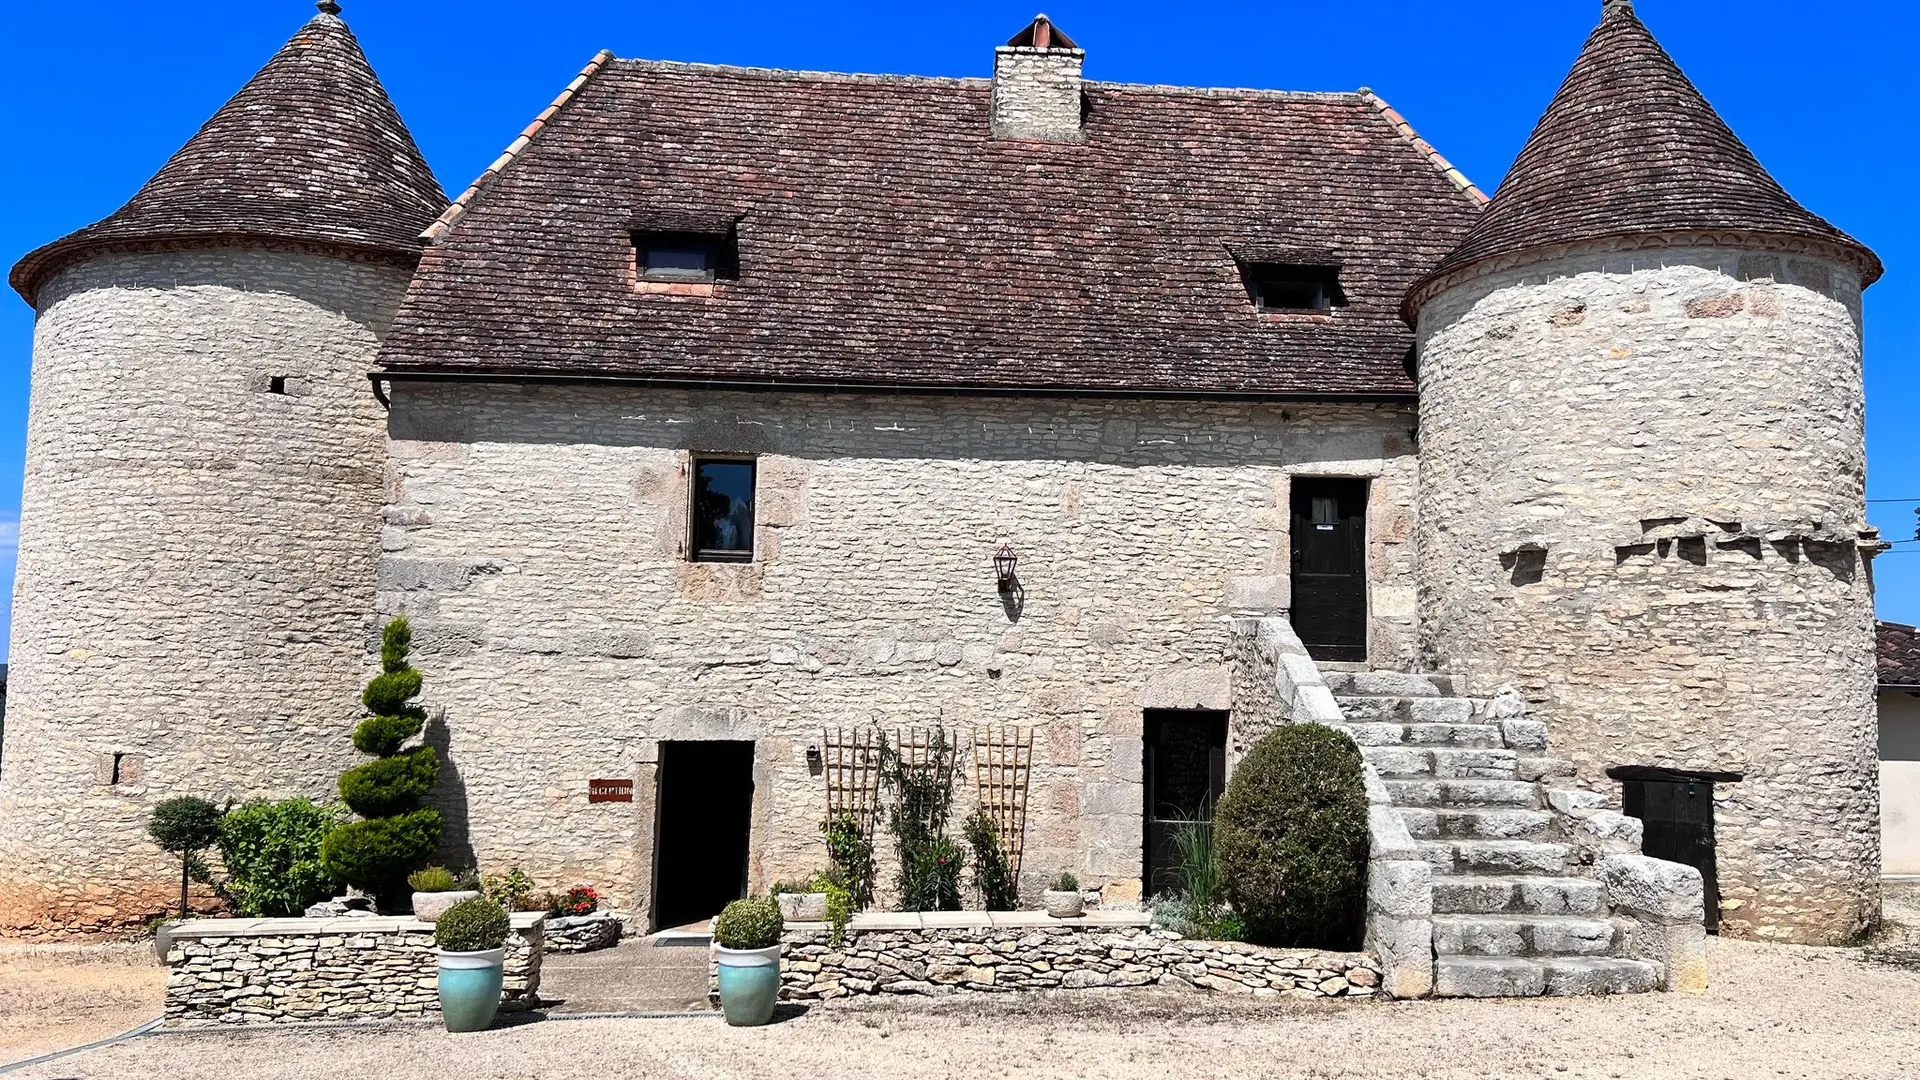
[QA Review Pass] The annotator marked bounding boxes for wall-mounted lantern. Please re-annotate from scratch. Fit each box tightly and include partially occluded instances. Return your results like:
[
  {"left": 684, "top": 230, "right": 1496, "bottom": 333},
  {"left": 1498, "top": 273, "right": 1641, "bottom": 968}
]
[
  {"left": 994, "top": 544, "right": 1019, "bottom": 593},
  {"left": 805, "top": 745, "right": 823, "bottom": 776}
]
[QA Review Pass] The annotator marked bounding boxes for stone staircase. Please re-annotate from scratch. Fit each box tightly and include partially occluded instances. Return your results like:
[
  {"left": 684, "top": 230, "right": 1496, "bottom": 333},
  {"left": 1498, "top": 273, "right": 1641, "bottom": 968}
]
[{"left": 1328, "top": 670, "right": 1664, "bottom": 997}]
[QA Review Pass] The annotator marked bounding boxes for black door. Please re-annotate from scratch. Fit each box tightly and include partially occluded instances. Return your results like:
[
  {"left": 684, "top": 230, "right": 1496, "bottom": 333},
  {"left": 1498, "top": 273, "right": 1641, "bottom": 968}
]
[
  {"left": 1621, "top": 777, "right": 1721, "bottom": 932},
  {"left": 1290, "top": 478, "right": 1369, "bottom": 662},
  {"left": 652, "top": 741, "right": 755, "bottom": 930},
  {"left": 1143, "top": 711, "right": 1227, "bottom": 897}
]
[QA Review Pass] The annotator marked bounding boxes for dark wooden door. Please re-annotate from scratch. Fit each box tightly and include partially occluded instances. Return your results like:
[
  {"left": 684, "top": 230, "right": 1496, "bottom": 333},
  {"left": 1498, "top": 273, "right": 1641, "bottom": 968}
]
[
  {"left": 652, "top": 741, "right": 755, "bottom": 930},
  {"left": 1622, "top": 778, "right": 1720, "bottom": 932},
  {"left": 1289, "top": 478, "right": 1368, "bottom": 662},
  {"left": 1142, "top": 711, "right": 1227, "bottom": 897}
]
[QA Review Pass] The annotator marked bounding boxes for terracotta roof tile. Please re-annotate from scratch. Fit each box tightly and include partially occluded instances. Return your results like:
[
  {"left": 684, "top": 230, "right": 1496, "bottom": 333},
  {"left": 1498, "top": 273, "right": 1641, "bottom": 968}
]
[
  {"left": 10, "top": 7, "right": 446, "bottom": 305},
  {"left": 379, "top": 59, "right": 1483, "bottom": 396},
  {"left": 1412, "top": 0, "right": 1879, "bottom": 311},
  {"left": 1882, "top": 622, "right": 1920, "bottom": 688}
]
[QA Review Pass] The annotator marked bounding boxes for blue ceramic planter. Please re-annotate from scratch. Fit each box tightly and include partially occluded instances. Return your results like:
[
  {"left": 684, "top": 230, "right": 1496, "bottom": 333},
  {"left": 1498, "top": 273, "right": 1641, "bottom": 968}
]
[
  {"left": 715, "top": 945, "right": 781, "bottom": 1026},
  {"left": 437, "top": 948, "right": 505, "bottom": 1032}
]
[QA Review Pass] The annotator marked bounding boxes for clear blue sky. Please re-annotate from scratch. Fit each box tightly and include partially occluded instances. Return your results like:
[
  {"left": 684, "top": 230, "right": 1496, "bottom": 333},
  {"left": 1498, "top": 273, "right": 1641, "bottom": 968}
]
[{"left": 0, "top": 1, "right": 1915, "bottom": 655}]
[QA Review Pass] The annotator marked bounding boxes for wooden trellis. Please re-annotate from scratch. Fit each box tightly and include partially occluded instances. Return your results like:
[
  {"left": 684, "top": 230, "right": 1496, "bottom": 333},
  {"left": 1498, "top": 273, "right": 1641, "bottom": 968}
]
[
  {"left": 821, "top": 727, "right": 885, "bottom": 837},
  {"left": 971, "top": 726, "right": 1034, "bottom": 879}
]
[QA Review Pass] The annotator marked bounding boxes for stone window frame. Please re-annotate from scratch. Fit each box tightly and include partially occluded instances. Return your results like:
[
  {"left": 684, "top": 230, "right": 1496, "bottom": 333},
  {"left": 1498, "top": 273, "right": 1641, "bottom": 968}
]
[{"left": 687, "top": 453, "right": 760, "bottom": 564}]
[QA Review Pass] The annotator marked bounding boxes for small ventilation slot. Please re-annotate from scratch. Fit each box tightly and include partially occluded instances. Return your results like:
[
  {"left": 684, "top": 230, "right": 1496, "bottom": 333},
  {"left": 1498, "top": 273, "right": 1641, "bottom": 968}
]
[{"left": 267, "top": 376, "right": 288, "bottom": 395}]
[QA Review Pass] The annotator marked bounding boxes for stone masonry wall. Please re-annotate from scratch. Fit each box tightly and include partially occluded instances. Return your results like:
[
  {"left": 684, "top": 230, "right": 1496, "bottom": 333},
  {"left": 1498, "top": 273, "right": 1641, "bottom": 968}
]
[
  {"left": 380, "top": 384, "right": 1417, "bottom": 917},
  {"left": 164, "top": 914, "right": 544, "bottom": 1026},
  {"left": 1414, "top": 244, "right": 1878, "bottom": 943},
  {"left": 0, "top": 249, "right": 411, "bottom": 938},
  {"left": 770, "top": 915, "right": 1378, "bottom": 1000},
  {"left": 990, "top": 47, "right": 1085, "bottom": 143}
]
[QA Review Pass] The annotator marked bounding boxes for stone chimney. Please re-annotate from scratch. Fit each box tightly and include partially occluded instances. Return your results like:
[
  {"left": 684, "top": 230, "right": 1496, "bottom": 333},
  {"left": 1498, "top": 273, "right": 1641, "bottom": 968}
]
[{"left": 991, "top": 15, "right": 1085, "bottom": 143}]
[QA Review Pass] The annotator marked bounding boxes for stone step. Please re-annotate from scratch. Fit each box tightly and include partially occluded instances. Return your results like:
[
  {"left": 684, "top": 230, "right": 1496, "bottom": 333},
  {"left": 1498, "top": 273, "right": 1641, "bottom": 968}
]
[
  {"left": 1432, "top": 875, "right": 1606, "bottom": 917},
  {"left": 1324, "top": 671, "right": 1462, "bottom": 698},
  {"left": 1418, "top": 840, "right": 1571, "bottom": 876},
  {"left": 1400, "top": 808, "right": 1559, "bottom": 841},
  {"left": 1435, "top": 956, "right": 1661, "bottom": 998},
  {"left": 1515, "top": 757, "right": 1578, "bottom": 782},
  {"left": 1363, "top": 746, "right": 1518, "bottom": 779},
  {"left": 1335, "top": 696, "right": 1476, "bottom": 725},
  {"left": 1431, "top": 915, "right": 1616, "bottom": 958},
  {"left": 1346, "top": 722, "right": 1503, "bottom": 749},
  {"left": 1382, "top": 778, "right": 1540, "bottom": 809}
]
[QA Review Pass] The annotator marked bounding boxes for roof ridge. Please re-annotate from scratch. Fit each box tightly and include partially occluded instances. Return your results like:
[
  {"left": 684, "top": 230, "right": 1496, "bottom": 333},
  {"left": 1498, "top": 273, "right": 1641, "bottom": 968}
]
[
  {"left": 1358, "top": 88, "right": 1488, "bottom": 207},
  {"left": 422, "top": 49, "right": 616, "bottom": 245}
]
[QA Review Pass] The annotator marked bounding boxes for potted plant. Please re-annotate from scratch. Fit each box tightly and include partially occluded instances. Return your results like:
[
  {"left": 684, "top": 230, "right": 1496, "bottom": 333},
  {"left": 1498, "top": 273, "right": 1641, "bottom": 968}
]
[
  {"left": 1044, "top": 872, "right": 1084, "bottom": 918},
  {"left": 410, "top": 866, "right": 481, "bottom": 923},
  {"left": 433, "top": 896, "right": 512, "bottom": 1032},
  {"left": 771, "top": 876, "right": 830, "bottom": 922},
  {"left": 712, "top": 895, "right": 784, "bottom": 1027}
]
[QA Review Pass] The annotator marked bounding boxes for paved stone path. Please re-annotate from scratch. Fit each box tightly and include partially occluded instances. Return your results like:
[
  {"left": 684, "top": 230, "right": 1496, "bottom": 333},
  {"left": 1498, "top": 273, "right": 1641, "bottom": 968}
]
[{"left": 538, "top": 938, "right": 713, "bottom": 1014}]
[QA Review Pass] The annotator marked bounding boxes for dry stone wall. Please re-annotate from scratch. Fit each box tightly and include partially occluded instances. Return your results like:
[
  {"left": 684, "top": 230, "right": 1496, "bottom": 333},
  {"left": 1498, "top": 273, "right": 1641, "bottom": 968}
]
[
  {"left": 163, "top": 914, "right": 545, "bottom": 1026},
  {"left": 1413, "top": 244, "right": 1878, "bottom": 943},
  {"left": 380, "top": 383, "right": 1417, "bottom": 915},
  {"left": 0, "top": 249, "right": 410, "bottom": 938},
  {"left": 766, "top": 913, "right": 1378, "bottom": 1000}
]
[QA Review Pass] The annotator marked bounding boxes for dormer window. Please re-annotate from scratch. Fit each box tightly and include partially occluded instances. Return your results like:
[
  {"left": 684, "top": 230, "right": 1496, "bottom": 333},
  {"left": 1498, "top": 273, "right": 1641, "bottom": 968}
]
[
  {"left": 1244, "top": 263, "right": 1345, "bottom": 314},
  {"left": 634, "top": 230, "right": 736, "bottom": 284}
]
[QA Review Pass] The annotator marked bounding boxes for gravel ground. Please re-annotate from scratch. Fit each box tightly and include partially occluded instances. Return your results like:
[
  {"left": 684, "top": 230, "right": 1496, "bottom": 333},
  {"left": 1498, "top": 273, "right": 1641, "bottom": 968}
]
[
  {"left": 0, "top": 942, "right": 163, "bottom": 1062},
  {"left": 10, "top": 935, "right": 1920, "bottom": 1080}
]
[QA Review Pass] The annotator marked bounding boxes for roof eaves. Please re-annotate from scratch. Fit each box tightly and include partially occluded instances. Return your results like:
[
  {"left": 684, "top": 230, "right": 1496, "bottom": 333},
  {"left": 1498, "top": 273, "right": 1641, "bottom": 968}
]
[
  {"left": 421, "top": 49, "right": 616, "bottom": 245},
  {"left": 1360, "top": 88, "right": 1488, "bottom": 208}
]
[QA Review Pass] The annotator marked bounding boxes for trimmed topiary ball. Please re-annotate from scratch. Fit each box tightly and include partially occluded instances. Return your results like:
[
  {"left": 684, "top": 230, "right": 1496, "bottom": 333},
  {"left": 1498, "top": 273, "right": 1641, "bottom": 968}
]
[
  {"left": 434, "top": 896, "right": 512, "bottom": 953},
  {"left": 713, "top": 896, "right": 784, "bottom": 950},
  {"left": 1214, "top": 723, "right": 1369, "bottom": 949}
]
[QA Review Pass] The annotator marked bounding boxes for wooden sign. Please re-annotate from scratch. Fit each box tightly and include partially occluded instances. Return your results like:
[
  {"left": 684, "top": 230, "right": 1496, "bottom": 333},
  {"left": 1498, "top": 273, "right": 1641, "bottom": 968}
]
[{"left": 588, "top": 779, "right": 633, "bottom": 803}]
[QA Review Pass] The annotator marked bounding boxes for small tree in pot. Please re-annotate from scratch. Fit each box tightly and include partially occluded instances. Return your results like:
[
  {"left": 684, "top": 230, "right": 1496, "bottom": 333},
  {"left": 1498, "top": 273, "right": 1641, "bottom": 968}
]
[
  {"left": 712, "top": 895, "right": 784, "bottom": 1027},
  {"left": 147, "top": 797, "right": 224, "bottom": 918},
  {"left": 432, "top": 896, "right": 512, "bottom": 1032}
]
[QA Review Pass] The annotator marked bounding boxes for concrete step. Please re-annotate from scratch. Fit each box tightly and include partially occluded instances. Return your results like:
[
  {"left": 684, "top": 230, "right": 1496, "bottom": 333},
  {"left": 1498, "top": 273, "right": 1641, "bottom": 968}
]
[
  {"left": 1431, "top": 915, "right": 1616, "bottom": 958},
  {"left": 1435, "top": 956, "right": 1660, "bottom": 997},
  {"left": 1418, "top": 840, "right": 1572, "bottom": 876},
  {"left": 1324, "top": 671, "right": 1461, "bottom": 698},
  {"left": 1335, "top": 696, "right": 1476, "bottom": 725},
  {"left": 1382, "top": 778, "right": 1540, "bottom": 809},
  {"left": 1432, "top": 875, "right": 1606, "bottom": 917},
  {"left": 1363, "top": 746, "right": 1518, "bottom": 780},
  {"left": 1346, "top": 722, "right": 1503, "bottom": 749},
  {"left": 1400, "top": 808, "right": 1559, "bottom": 841}
]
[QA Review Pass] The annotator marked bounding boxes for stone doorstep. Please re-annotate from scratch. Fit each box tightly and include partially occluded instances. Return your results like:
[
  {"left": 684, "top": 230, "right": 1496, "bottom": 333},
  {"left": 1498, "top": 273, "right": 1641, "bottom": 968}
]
[{"left": 170, "top": 913, "right": 547, "bottom": 939}]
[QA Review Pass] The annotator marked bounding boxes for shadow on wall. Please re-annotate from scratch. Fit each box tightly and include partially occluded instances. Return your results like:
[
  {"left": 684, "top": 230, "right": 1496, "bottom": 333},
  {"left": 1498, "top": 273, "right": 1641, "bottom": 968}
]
[{"left": 424, "top": 713, "right": 477, "bottom": 873}]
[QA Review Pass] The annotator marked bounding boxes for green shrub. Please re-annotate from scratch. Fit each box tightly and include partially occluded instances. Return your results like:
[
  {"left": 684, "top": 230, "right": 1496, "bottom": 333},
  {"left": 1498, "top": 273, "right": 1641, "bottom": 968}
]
[
  {"left": 408, "top": 865, "right": 460, "bottom": 893},
  {"left": 148, "top": 797, "right": 225, "bottom": 917},
  {"left": 963, "top": 811, "right": 1019, "bottom": 910},
  {"left": 433, "top": 897, "right": 511, "bottom": 953},
  {"left": 217, "top": 798, "right": 343, "bottom": 917},
  {"left": 1050, "top": 872, "right": 1079, "bottom": 893},
  {"left": 1214, "top": 724, "right": 1368, "bottom": 949},
  {"left": 483, "top": 867, "right": 537, "bottom": 911},
  {"left": 820, "top": 814, "right": 875, "bottom": 908},
  {"left": 323, "top": 617, "right": 442, "bottom": 900},
  {"left": 713, "top": 896, "right": 783, "bottom": 950}
]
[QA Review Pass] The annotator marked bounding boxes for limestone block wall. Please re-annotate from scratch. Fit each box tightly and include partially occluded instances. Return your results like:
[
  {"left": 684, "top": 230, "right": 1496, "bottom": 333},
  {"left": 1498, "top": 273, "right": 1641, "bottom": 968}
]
[
  {"left": 379, "top": 383, "right": 1417, "bottom": 918},
  {"left": 1413, "top": 244, "right": 1878, "bottom": 942},
  {"left": 0, "top": 249, "right": 411, "bottom": 938}
]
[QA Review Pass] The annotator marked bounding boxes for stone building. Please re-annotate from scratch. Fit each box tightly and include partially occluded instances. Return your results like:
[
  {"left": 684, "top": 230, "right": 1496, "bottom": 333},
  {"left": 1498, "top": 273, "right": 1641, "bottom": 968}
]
[{"left": 1, "top": 0, "right": 1890, "bottom": 976}]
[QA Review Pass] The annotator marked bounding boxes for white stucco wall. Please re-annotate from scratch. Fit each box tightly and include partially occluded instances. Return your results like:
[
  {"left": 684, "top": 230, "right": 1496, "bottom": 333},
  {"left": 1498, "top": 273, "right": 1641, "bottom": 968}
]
[{"left": 1879, "top": 688, "right": 1920, "bottom": 878}]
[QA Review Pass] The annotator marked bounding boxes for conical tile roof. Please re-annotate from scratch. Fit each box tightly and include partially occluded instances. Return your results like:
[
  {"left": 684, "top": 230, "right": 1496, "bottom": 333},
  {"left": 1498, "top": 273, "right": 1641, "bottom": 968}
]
[
  {"left": 1411, "top": 0, "right": 1878, "bottom": 309},
  {"left": 11, "top": 4, "right": 446, "bottom": 304}
]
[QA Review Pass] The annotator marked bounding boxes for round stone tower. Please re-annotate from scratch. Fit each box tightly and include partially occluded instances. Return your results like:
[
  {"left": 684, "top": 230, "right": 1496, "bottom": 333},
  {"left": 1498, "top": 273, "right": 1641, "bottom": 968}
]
[
  {"left": 1408, "top": 0, "right": 1884, "bottom": 944},
  {"left": 0, "top": 2, "right": 445, "bottom": 936}
]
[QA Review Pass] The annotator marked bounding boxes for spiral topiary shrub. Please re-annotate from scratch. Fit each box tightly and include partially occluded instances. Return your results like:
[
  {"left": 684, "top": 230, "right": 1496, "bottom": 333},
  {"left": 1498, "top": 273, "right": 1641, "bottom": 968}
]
[
  {"left": 713, "top": 896, "right": 784, "bottom": 951},
  {"left": 433, "top": 897, "right": 511, "bottom": 953},
  {"left": 1214, "top": 723, "right": 1369, "bottom": 949},
  {"left": 321, "top": 617, "right": 442, "bottom": 902}
]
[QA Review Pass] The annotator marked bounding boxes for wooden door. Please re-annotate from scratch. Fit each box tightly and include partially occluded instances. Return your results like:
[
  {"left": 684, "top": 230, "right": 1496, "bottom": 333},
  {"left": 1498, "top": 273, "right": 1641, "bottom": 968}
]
[
  {"left": 1622, "top": 778, "right": 1721, "bottom": 932},
  {"left": 1142, "top": 711, "right": 1227, "bottom": 897},
  {"left": 1289, "top": 478, "right": 1368, "bottom": 662}
]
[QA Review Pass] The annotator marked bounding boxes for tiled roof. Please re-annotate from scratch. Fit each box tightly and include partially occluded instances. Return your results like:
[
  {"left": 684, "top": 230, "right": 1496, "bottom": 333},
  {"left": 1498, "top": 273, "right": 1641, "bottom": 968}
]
[
  {"left": 1882, "top": 622, "right": 1920, "bottom": 689},
  {"left": 1412, "top": 0, "right": 1879, "bottom": 310},
  {"left": 378, "top": 59, "right": 1484, "bottom": 397},
  {"left": 10, "top": 6, "right": 446, "bottom": 305}
]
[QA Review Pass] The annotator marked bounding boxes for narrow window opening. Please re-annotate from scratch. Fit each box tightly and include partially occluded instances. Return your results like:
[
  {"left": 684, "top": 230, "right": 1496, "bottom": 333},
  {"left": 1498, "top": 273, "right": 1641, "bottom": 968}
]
[
  {"left": 1243, "top": 263, "right": 1346, "bottom": 314},
  {"left": 690, "top": 457, "right": 757, "bottom": 562},
  {"left": 110, "top": 752, "right": 125, "bottom": 786},
  {"left": 267, "top": 376, "right": 288, "bottom": 395},
  {"left": 635, "top": 230, "right": 737, "bottom": 283}
]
